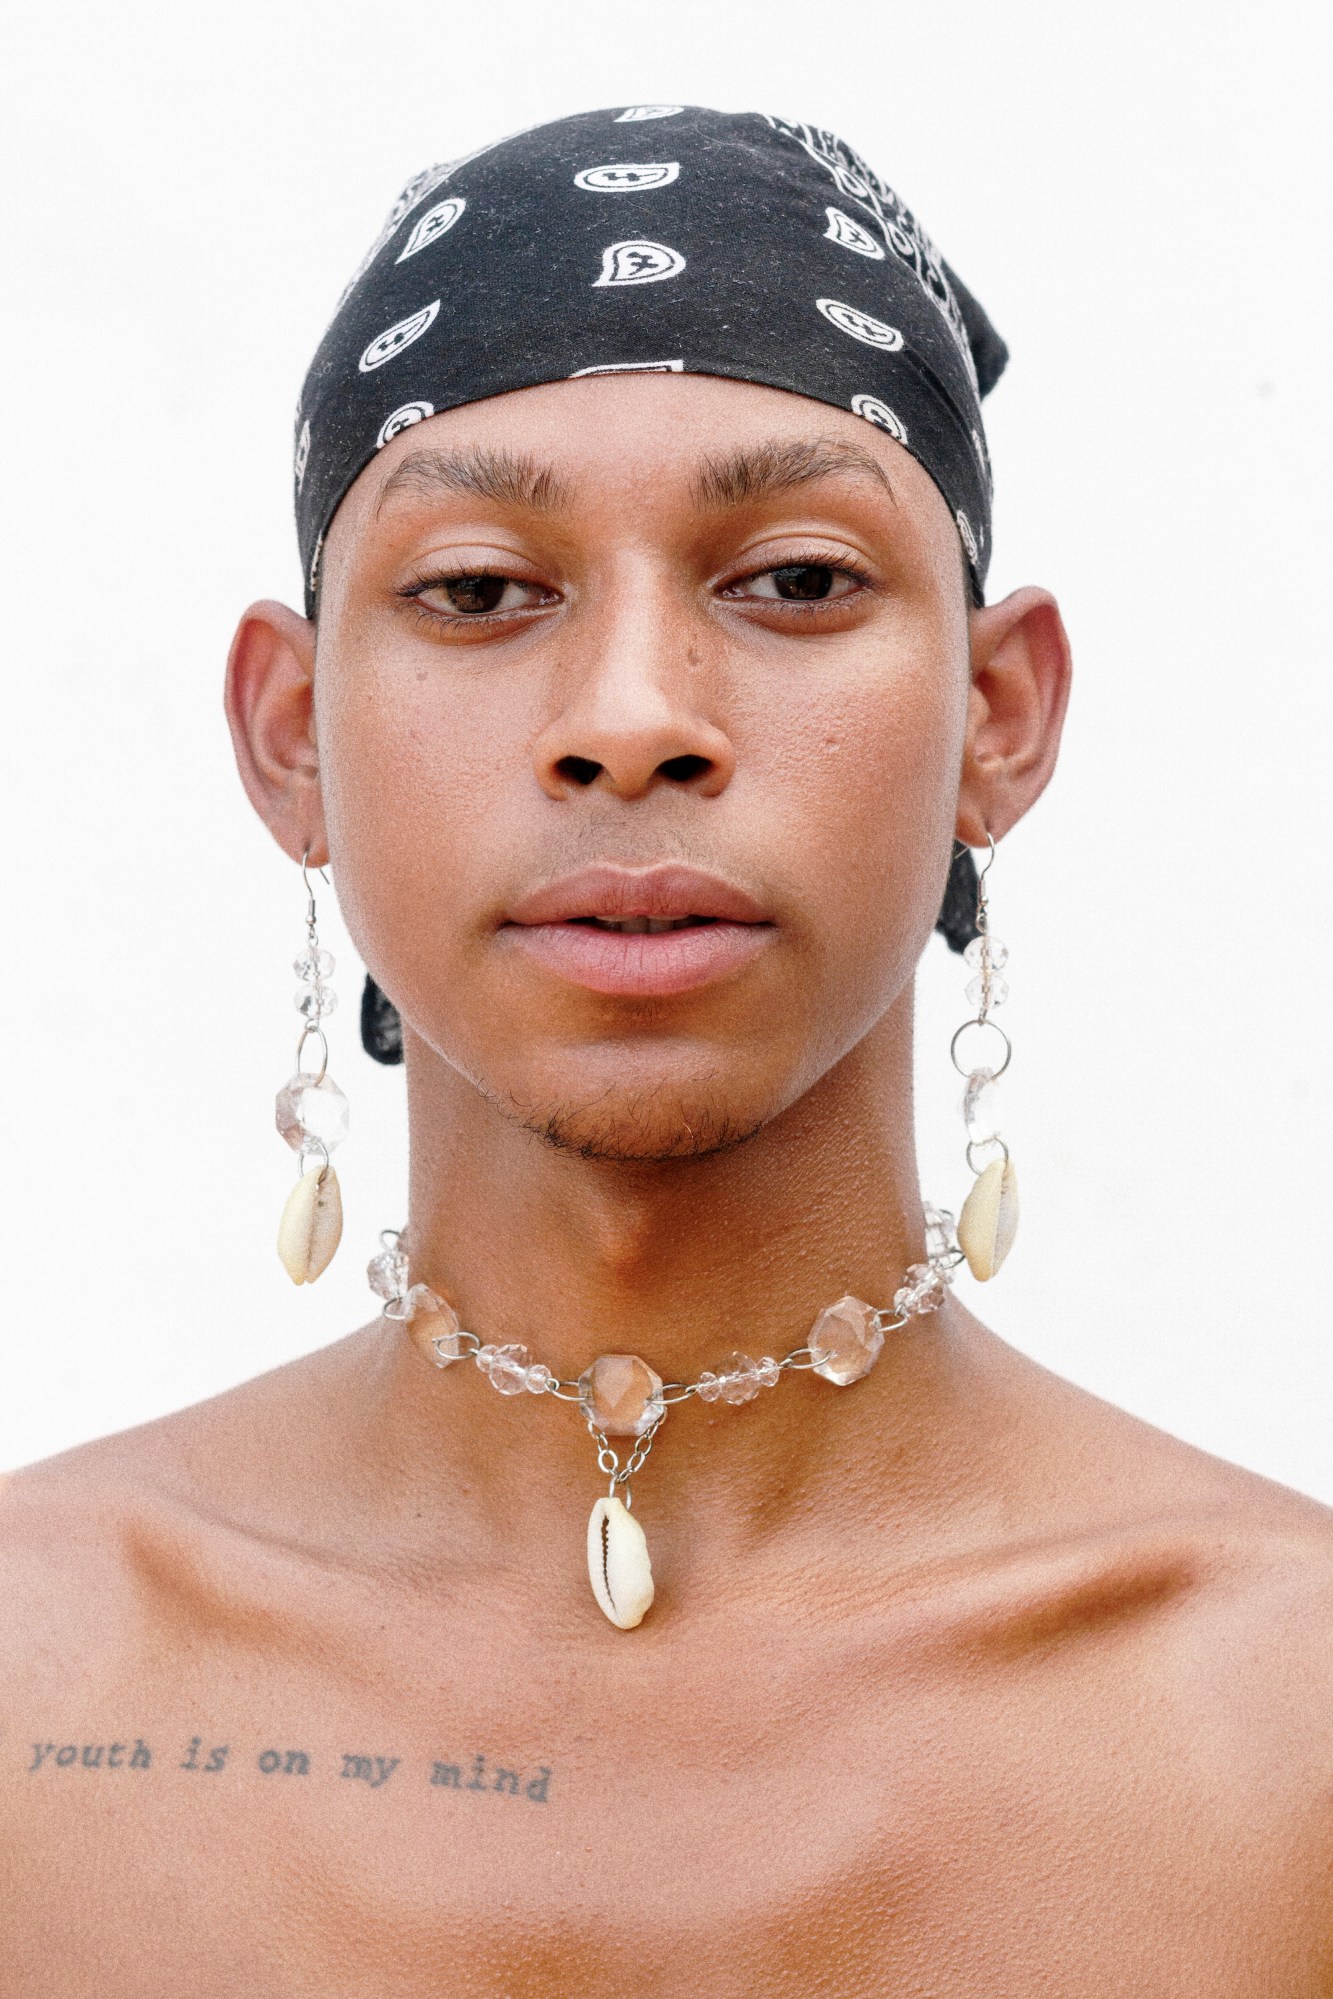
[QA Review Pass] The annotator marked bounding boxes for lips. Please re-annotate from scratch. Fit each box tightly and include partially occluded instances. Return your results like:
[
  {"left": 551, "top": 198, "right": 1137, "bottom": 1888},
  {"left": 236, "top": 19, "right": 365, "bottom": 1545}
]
[{"left": 501, "top": 863, "right": 774, "bottom": 997}]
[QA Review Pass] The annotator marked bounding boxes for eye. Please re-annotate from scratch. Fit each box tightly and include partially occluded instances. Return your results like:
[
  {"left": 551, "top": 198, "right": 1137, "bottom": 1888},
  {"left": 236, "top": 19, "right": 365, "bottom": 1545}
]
[
  {"left": 407, "top": 573, "right": 554, "bottom": 617},
  {"left": 728, "top": 562, "right": 864, "bottom": 603}
]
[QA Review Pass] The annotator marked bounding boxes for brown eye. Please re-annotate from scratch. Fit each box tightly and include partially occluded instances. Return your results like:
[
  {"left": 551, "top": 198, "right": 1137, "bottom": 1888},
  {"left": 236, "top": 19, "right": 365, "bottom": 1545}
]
[
  {"left": 770, "top": 564, "right": 837, "bottom": 600},
  {"left": 441, "top": 574, "right": 508, "bottom": 613},
  {"left": 732, "top": 563, "right": 862, "bottom": 604},
  {"left": 409, "top": 573, "right": 553, "bottom": 618}
]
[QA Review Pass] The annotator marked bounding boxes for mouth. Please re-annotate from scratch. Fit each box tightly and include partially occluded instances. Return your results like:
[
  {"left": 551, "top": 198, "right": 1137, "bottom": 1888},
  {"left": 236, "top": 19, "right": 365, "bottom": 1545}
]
[
  {"left": 501, "top": 865, "right": 774, "bottom": 997},
  {"left": 571, "top": 914, "right": 718, "bottom": 935}
]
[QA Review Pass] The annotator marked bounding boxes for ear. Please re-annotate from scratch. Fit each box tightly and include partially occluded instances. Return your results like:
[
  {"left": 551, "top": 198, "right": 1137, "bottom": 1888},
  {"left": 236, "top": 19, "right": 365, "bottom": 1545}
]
[
  {"left": 955, "top": 586, "right": 1072, "bottom": 848},
  {"left": 222, "top": 600, "right": 328, "bottom": 868}
]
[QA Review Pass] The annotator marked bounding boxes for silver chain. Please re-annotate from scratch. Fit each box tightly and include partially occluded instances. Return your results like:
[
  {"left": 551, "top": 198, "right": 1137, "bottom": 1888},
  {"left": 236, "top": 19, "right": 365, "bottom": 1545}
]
[{"left": 589, "top": 1416, "right": 663, "bottom": 1507}]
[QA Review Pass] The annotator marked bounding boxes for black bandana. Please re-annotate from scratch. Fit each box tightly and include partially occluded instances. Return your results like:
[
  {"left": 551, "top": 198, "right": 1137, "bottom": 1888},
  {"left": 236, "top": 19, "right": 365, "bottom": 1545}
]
[
  {"left": 291, "top": 107, "right": 1006, "bottom": 1058},
  {"left": 293, "top": 104, "right": 1007, "bottom": 616}
]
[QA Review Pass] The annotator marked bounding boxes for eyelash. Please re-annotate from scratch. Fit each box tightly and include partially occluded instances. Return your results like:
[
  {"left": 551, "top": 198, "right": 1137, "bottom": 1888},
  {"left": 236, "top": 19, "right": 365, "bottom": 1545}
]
[{"left": 398, "top": 554, "right": 873, "bottom": 625}]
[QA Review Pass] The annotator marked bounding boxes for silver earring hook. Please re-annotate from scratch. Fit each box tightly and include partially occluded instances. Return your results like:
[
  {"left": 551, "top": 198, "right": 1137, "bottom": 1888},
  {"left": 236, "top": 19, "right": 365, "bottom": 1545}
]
[
  {"left": 300, "top": 846, "right": 330, "bottom": 933},
  {"left": 974, "top": 829, "right": 997, "bottom": 881},
  {"left": 300, "top": 846, "right": 329, "bottom": 898}
]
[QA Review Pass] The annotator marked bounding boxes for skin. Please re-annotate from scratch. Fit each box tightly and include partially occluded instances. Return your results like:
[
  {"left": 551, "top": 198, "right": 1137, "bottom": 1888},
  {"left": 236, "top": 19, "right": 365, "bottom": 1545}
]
[{"left": 2, "top": 371, "right": 1332, "bottom": 1997}]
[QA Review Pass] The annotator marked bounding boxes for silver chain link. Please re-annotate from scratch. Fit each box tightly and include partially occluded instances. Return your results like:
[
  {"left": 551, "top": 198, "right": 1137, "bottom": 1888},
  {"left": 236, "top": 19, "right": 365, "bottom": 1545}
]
[{"left": 588, "top": 1416, "right": 663, "bottom": 1507}]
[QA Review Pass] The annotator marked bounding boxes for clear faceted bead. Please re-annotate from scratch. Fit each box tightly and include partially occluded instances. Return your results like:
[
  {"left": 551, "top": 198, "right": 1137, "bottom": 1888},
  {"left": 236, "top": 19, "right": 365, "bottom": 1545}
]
[
  {"left": 719, "top": 1353, "right": 762, "bottom": 1404},
  {"left": 964, "top": 934, "right": 1009, "bottom": 972},
  {"left": 808, "top": 1295, "right": 884, "bottom": 1386},
  {"left": 754, "top": 1356, "right": 782, "bottom": 1388},
  {"left": 894, "top": 1262, "right": 949, "bottom": 1317},
  {"left": 275, "top": 1071, "right": 349, "bottom": 1153},
  {"left": 366, "top": 1245, "right": 408, "bottom": 1300},
  {"left": 965, "top": 972, "right": 1009, "bottom": 1011},
  {"left": 477, "top": 1342, "right": 535, "bottom": 1394},
  {"left": 295, "top": 984, "right": 339, "bottom": 1020},
  {"left": 524, "top": 1362, "right": 554, "bottom": 1394},
  {"left": 389, "top": 1283, "right": 465, "bottom": 1363},
  {"left": 922, "top": 1203, "right": 957, "bottom": 1261},
  {"left": 578, "top": 1354, "right": 665, "bottom": 1436},
  {"left": 961, "top": 1067, "right": 1002, "bottom": 1143},
  {"left": 294, "top": 947, "right": 335, "bottom": 982},
  {"left": 695, "top": 1371, "right": 723, "bottom": 1403}
]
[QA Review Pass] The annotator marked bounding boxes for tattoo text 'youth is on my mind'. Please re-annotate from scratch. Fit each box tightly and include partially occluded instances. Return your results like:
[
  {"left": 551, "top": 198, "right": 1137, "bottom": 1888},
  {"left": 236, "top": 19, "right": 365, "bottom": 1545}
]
[{"left": 25, "top": 1734, "right": 553, "bottom": 1803}]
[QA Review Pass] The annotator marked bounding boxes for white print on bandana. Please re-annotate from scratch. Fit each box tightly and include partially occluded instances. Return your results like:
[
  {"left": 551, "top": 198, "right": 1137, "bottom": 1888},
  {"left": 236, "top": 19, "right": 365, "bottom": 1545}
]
[
  {"left": 333, "top": 128, "right": 536, "bottom": 311},
  {"left": 956, "top": 510, "right": 980, "bottom": 563},
  {"left": 593, "top": 240, "right": 686, "bottom": 286},
  {"left": 376, "top": 400, "right": 436, "bottom": 448},
  {"left": 615, "top": 105, "right": 683, "bottom": 121},
  {"left": 396, "top": 197, "right": 466, "bottom": 262},
  {"left": 824, "top": 208, "right": 884, "bottom": 259},
  {"left": 816, "top": 298, "right": 903, "bottom": 350},
  {"left": 294, "top": 418, "right": 311, "bottom": 491},
  {"left": 358, "top": 301, "right": 440, "bottom": 372},
  {"left": 570, "top": 359, "right": 685, "bottom": 375},
  {"left": 574, "top": 163, "right": 680, "bottom": 193},
  {"left": 851, "top": 394, "right": 907, "bottom": 443},
  {"left": 762, "top": 115, "right": 979, "bottom": 392}
]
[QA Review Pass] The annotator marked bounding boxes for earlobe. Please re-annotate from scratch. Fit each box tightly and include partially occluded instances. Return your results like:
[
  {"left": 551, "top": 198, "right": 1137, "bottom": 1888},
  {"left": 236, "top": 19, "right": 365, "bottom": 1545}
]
[
  {"left": 955, "top": 585, "right": 1072, "bottom": 848},
  {"left": 223, "top": 599, "right": 328, "bottom": 866}
]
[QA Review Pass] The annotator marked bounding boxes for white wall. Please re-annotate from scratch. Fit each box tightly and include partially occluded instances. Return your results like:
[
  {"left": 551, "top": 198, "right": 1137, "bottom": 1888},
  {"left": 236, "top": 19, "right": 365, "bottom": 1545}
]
[{"left": 2, "top": 0, "right": 1329, "bottom": 1496}]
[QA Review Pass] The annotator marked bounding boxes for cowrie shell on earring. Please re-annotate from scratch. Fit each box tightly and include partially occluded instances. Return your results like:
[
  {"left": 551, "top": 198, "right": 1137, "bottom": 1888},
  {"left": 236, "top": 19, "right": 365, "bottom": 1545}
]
[
  {"left": 957, "top": 1157, "right": 1019, "bottom": 1280},
  {"left": 587, "top": 1495, "right": 654, "bottom": 1629},
  {"left": 277, "top": 1164, "right": 343, "bottom": 1283}
]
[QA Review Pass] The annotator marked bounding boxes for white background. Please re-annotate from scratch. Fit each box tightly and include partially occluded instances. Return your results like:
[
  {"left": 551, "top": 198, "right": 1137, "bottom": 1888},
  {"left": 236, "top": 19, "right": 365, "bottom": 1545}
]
[{"left": 1, "top": 1, "right": 1329, "bottom": 1497}]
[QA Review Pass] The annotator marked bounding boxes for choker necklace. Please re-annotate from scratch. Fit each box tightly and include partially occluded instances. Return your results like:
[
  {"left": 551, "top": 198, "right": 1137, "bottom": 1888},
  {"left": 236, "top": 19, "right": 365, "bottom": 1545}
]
[{"left": 367, "top": 1205, "right": 962, "bottom": 1630}]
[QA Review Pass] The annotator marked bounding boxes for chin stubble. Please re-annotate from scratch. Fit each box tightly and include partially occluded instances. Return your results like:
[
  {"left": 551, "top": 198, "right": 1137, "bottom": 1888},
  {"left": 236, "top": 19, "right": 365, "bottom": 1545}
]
[{"left": 502, "top": 1079, "right": 769, "bottom": 1164}]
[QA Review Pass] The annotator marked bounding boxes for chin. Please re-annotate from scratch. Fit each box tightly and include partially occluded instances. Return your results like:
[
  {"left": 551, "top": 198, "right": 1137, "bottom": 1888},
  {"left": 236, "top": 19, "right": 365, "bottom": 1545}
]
[{"left": 501, "top": 1071, "right": 774, "bottom": 1164}]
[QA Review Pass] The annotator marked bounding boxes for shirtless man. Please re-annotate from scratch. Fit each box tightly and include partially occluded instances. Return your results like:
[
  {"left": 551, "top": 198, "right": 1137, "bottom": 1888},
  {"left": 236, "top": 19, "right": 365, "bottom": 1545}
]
[{"left": 4, "top": 107, "right": 1331, "bottom": 1997}]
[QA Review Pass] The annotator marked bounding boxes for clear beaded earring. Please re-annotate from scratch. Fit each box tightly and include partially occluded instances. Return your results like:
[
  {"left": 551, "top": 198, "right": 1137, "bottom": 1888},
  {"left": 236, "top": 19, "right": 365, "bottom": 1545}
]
[
  {"left": 949, "top": 832, "right": 1019, "bottom": 1279},
  {"left": 273, "top": 849, "right": 347, "bottom": 1283}
]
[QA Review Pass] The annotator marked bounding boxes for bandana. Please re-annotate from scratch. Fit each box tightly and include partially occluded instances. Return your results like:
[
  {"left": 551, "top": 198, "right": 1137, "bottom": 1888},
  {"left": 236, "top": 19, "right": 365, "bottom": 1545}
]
[{"left": 293, "top": 104, "right": 1007, "bottom": 615}]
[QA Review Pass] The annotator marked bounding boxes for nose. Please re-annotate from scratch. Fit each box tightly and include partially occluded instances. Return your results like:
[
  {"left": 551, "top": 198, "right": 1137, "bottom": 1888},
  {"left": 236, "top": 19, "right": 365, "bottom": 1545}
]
[{"left": 533, "top": 589, "right": 736, "bottom": 802}]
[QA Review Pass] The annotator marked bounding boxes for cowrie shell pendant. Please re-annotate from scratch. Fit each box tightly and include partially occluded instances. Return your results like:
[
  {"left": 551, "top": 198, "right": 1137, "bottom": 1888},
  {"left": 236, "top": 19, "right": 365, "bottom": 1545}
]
[
  {"left": 957, "top": 1156, "right": 1019, "bottom": 1280},
  {"left": 277, "top": 1163, "right": 343, "bottom": 1283},
  {"left": 587, "top": 1495, "right": 655, "bottom": 1629}
]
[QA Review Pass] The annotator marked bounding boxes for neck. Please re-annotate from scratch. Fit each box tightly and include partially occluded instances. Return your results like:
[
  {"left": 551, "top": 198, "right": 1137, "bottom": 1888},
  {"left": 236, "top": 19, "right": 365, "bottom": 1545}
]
[
  {"left": 352, "top": 992, "right": 997, "bottom": 1573},
  {"left": 404, "top": 996, "right": 927, "bottom": 1374}
]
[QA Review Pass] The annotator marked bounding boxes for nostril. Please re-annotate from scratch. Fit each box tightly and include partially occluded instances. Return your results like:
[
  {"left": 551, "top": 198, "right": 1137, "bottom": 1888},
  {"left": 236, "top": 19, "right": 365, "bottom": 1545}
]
[
  {"left": 556, "top": 755, "right": 603, "bottom": 787},
  {"left": 658, "top": 754, "right": 711, "bottom": 784}
]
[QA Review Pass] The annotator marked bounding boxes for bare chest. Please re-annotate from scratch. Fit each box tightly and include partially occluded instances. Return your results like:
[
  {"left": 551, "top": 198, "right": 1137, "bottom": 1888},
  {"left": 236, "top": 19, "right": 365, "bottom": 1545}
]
[{"left": 6, "top": 1610, "right": 1326, "bottom": 1998}]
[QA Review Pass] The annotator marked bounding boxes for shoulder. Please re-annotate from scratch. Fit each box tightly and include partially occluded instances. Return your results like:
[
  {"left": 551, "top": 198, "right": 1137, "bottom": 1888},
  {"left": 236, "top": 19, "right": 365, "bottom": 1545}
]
[
  {"left": 1029, "top": 1362, "right": 1333, "bottom": 1788},
  {"left": 961, "top": 1330, "right": 1333, "bottom": 1738},
  {"left": 0, "top": 1327, "right": 378, "bottom": 1701}
]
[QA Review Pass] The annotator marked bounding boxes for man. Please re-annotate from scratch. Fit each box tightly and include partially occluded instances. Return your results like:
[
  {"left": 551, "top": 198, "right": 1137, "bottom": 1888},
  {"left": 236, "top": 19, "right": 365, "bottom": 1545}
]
[{"left": 4, "top": 107, "right": 1332, "bottom": 1996}]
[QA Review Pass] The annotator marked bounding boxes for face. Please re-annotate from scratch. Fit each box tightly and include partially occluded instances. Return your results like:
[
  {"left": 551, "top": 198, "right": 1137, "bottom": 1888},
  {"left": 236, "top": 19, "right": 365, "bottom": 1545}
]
[{"left": 247, "top": 373, "right": 1057, "bottom": 1162}]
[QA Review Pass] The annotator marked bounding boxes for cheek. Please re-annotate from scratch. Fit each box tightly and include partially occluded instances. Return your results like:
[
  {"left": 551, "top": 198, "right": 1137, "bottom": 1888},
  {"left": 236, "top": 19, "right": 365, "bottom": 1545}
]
[
  {"left": 312, "top": 639, "right": 522, "bottom": 998},
  {"left": 742, "top": 640, "right": 965, "bottom": 972}
]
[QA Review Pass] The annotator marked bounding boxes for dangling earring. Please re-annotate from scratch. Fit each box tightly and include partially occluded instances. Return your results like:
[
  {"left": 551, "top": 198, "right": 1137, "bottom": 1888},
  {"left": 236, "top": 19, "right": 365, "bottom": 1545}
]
[
  {"left": 274, "top": 848, "right": 347, "bottom": 1283},
  {"left": 949, "top": 832, "right": 1019, "bottom": 1279}
]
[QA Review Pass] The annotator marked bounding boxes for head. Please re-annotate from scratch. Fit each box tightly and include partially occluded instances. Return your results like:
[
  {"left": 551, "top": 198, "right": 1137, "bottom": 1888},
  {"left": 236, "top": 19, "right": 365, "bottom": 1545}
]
[{"left": 225, "top": 110, "right": 1070, "bottom": 1165}]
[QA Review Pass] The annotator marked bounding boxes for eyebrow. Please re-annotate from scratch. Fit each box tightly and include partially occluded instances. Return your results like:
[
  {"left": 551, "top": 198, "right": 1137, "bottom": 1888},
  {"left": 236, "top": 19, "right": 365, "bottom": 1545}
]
[
  {"left": 691, "top": 436, "right": 897, "bottom": 509},
  {"left": 374, "top": 431, "right": 896, "bottom": 521},
  {"left": 376, "top": 446, "right": 571, "bottom": 516}
]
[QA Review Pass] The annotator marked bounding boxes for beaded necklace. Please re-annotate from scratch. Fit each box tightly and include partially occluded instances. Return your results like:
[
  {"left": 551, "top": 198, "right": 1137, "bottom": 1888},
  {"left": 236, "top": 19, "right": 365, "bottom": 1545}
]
[{"left": 368, "top": 1203, "right": 963, "bottom": 1629}]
